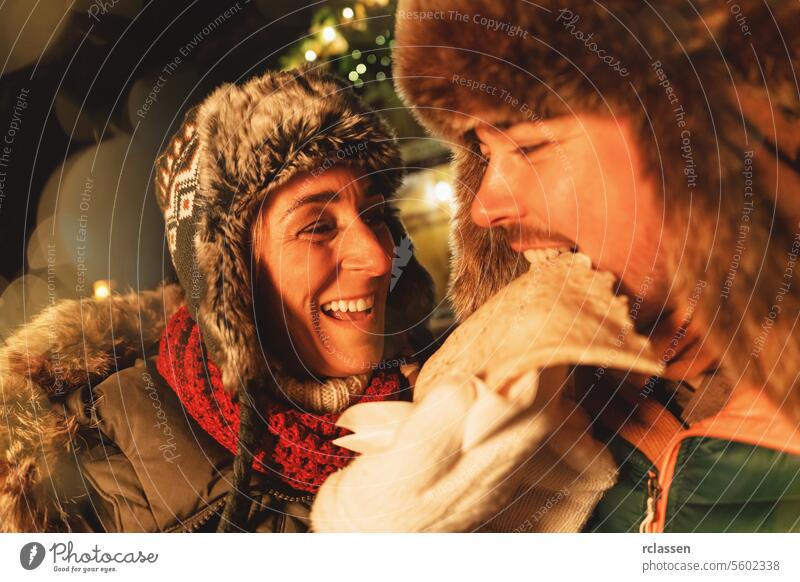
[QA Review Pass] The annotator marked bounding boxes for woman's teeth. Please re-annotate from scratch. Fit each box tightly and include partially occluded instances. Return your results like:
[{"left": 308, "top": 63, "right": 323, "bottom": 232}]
[{"left": 321, "top": 295, "right": 375, "bottom": 314}]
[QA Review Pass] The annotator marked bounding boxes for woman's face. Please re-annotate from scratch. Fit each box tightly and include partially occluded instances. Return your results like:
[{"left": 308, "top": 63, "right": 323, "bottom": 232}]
[{"left": 251, "top": 167, "right": 394, "bottom": 378}]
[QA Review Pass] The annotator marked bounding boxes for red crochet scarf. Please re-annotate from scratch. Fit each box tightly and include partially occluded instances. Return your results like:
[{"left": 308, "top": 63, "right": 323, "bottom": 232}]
[{"left": 156, "top": 306, "right": 407, "bottom": 494}]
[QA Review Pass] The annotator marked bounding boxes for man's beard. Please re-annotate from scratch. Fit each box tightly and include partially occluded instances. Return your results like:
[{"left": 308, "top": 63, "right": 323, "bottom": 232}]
[{"left": 491, "top": 221, "right": 671, "bottom": 334}]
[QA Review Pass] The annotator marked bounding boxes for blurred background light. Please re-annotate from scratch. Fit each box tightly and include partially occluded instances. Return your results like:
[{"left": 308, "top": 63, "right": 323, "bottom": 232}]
[
  {"left": 93, "top": 279, "right": 113, "bottom": 299},
  {"left": 432, "top": 181, "right": 454, "bottom": 204},
  {"left": 322, "top": 26, "right": 336, "bottom": 42}
]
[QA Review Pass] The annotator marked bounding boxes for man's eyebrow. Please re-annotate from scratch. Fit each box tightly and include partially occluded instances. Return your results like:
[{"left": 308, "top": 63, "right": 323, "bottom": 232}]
[
  {"left": 282, "top": 190, "right": 339, "bottom": 221},
  {"left": 471, "top": 122, "right": 514, "bottom": 143}
]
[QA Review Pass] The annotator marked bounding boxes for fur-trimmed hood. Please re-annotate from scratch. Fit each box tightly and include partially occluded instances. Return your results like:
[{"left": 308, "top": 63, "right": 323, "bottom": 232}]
[
  {"left": 393, "top": 0, "right": 800, "bottom": 320},
  {"left": 0, "top": 284, "right": 185, "bottom": 532}
]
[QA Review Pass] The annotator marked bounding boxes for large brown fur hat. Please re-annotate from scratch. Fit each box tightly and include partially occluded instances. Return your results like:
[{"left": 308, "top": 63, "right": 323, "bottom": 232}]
[{"left": 394, "top": 0, "right": 800, "bottom": 320}]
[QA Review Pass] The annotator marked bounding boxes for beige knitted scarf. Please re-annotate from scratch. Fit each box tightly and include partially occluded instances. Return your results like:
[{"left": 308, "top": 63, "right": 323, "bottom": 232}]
[{"left": 265, "top": 361, "right": 371, "bottom": 414}]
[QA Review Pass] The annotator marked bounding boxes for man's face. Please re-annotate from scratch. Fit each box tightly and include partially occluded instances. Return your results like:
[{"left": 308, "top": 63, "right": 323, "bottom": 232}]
[{"left": 472, "top": 114, "right": 670, "bottom": 326}]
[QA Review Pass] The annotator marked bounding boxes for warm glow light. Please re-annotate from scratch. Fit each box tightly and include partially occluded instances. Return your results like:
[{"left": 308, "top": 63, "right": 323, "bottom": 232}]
[
  {"left": 305, "top": 49, "right": 318, "bottom": 62},
  {"left": 322, "top": 26, "right": 336, "bottom": 42},
  {"left": 433, "top": 181, "right": 454, "bottom": 203},
  {"left": 93, "top": 280, "right": 111, "bottom": 299},
  {"left": 342, "top": 7, "right": 354, "bottom": 19}
]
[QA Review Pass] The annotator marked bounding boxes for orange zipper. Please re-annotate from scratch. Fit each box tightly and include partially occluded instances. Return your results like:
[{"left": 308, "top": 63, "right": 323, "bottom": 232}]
[
  {"left": 638, "top": 470, "right": 662, "bottom": 533},
  {"left": 638, "top": 429, "right": 686, "bottom": 533}
]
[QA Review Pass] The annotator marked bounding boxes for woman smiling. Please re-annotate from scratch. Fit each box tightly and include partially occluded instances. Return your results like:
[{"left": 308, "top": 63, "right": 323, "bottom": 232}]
[
  {"left": 0, "top": 68, "right": 434, "bottom": 532},
  {"left": 251, "top": 167, "right": 395, "bottom": 381}
]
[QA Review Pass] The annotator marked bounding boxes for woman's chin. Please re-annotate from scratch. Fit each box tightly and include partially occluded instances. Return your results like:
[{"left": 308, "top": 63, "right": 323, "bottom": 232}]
[
  {"left": 315, "top": 356, "right": 378, "bottom": 378},
  {"left": 314, "top": 340, "right": 385, "bottom": 377}
]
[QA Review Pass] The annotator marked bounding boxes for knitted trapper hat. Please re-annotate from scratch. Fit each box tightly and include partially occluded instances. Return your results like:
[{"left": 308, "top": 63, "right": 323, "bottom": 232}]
[{"left": 154, "top": 67, "right": 433, "bottom": 531}]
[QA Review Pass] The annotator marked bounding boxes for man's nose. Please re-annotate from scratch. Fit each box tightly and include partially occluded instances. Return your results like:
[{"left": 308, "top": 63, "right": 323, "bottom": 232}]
[
  {"left": 470, "top": 159, "right": 525, "bottom": 229},
  {"left": 339, "top": 219, "right": 392, "bottom": 276}
]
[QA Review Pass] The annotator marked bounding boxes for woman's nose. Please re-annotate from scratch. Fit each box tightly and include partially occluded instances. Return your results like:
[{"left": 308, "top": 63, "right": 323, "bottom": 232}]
[
  {"left": 338, "top": 219, "right": 392, "bottom": 276},
  {"left": 470, "top": 158, "right": 525, "bottom": 229}
]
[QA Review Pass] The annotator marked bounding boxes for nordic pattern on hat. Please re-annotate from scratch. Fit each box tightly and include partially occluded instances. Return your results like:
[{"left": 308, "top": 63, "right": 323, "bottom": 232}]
[{"left": 158, "top": 121, "right": 199, "bottom": 256}]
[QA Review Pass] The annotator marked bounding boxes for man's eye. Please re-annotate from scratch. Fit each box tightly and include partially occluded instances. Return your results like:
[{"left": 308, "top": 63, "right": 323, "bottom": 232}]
[
  {"left": 299, "top": 221, "right": 336, "bottom": 238},
  {"left": 517, "top": 142, "right": 551, "bottom": 156}
]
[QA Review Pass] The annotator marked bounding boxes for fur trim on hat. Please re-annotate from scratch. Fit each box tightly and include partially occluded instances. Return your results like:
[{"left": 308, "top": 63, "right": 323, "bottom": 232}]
[{"left": 156, "top": 68, "right": 433, "bottom": 393}]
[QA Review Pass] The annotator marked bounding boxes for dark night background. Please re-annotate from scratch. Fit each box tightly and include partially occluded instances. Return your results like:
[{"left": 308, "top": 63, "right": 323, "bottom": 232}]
[{"left": 0, "top": 0, "right": 455, "bottom": 339}]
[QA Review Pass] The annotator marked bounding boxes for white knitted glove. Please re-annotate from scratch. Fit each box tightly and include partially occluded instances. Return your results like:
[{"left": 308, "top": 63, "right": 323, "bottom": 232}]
[{"left": 310, "top": 370, "right": 552, "bottom": 531}]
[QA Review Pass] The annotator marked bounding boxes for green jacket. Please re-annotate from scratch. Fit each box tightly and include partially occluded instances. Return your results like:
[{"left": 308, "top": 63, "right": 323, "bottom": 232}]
[{"left": 584, "top": 383, "right": 800, "bottom": 532}]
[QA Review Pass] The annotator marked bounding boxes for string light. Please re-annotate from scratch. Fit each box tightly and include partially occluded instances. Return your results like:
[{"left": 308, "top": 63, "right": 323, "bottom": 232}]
[
  {"left": 322, "top": 26, "right": 336, "bottom": 42},
  {"left": 375, "top": 35, "right": 386, "bottom": 45},
  {"left": 376, "top": 72, "right": 386, "bottom": 81},
  {"left": 356, "top": 63, "right": 366, "bottom": 74},
  {"left": 348, "top": 71, "right": 359, "bottom": 81},
  {"left": 305, "top": 49, "right": 318, "bottom": 62},
  {"left": 351, "top": 49, "right": 361, "bottom": 59},
  {"left": 342, "top": 7, "right": 354, "bottom": 19}
]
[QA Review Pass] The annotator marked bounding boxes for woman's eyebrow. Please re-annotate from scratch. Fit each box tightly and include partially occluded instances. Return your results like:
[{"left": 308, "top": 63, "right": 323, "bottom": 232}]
[{"left": 282, "top": 190, "right": 339, "bottom": 222}]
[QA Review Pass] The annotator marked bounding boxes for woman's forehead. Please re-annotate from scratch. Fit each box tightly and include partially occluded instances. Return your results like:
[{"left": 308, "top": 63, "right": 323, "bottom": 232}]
[{"left": 268, "top": 167, "right": 377, "bottom": 220}]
